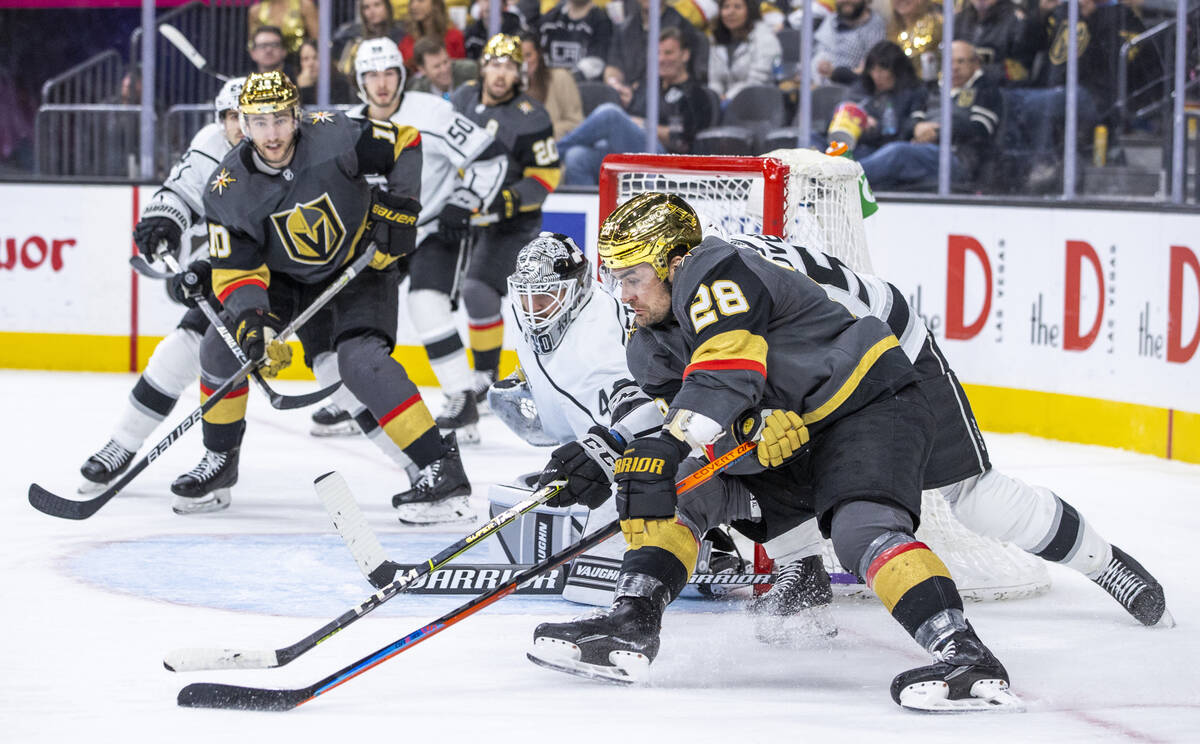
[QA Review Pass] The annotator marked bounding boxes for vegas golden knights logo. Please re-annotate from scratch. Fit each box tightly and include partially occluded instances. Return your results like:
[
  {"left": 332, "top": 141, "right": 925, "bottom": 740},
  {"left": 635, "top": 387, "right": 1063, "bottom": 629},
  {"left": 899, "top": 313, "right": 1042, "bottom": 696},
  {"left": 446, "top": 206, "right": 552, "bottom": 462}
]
[{"left": 270, "top": 194, "right": 347, "bottom": 265}]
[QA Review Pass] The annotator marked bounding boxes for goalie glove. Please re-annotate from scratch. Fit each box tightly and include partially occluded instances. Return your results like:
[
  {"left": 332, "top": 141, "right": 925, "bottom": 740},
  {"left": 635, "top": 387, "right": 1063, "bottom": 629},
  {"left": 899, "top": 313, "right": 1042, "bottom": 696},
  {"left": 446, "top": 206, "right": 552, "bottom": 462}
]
[
  {"left": 366, "top": 187, "right": 420, "bottom": 270},
  {"left": 536, "top": 425, "right": 625, "bottom": 509},
  {"left": 756, "top": 409, "right": 809, "bottom": 468},
  {"left": 234, "top": 308, "right": 292, "bottom": 378}
]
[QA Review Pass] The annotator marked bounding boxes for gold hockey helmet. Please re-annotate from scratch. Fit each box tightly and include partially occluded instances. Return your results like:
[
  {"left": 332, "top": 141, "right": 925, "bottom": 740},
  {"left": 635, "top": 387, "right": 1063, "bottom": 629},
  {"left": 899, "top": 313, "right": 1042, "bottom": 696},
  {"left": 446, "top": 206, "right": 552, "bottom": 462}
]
[
  {"left": 238, "top": 70, "right": 300, "bottom": 115},
  {"left": 482, "top": 33, "right": 523, "bottom": 66},
  {"left": 597, "top": 192, "right": 702, "bottom": 281}
]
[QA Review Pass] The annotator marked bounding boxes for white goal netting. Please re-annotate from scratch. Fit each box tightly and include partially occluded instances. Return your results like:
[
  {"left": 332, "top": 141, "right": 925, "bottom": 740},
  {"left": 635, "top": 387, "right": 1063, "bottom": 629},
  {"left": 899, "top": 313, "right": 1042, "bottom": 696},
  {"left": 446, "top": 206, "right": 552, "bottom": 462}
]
[{"left": 598, "top": 151, "right": 1050, "bottom": 601}]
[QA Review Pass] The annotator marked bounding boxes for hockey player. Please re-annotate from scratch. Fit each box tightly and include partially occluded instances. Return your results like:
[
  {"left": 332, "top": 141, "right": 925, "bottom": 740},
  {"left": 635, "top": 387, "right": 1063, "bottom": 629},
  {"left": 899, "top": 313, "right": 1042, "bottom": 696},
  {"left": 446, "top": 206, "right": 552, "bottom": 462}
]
[
  {"left": 175, "top": 70, "right": 470, "bottom": 517},
  {"left": 77, "top": 77, "right": 247, "bottom": 494},
  {"left": 529, "top": 192, "right": 1020, "bottom": 711},
  {"left": 487, "top": 233, "right": 664, "bottom": 603},
  {"left": 308, "top": 37, "right": 507, "bottom": 454},
  {"left": 723, "top": 232, "right": 1170, "bottom": 630},
  {"left": 409, "top": 33, "right": 560, "bottom": 442}
]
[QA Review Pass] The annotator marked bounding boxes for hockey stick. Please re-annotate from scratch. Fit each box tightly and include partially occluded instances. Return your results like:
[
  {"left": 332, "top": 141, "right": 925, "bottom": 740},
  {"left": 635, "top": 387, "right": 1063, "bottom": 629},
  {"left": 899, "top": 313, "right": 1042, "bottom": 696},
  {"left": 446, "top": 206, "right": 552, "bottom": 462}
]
[
  {"left": 129, "top": 253, "right": 174, "bottom": 280},
  {"left": 158, "top": 24, "right": 231, "bottom": 82},
  {"left": 162, "top": 254, "right": 341, "bottom": 411},
  {"left": 165, "top": 471, "right": 571, "bottom": 672},
  {"left": 173, "top": 441, "right": 755, "bottom": 710},
  {"left": 28, "top": 246, "right": 377, "bottom": 520}
]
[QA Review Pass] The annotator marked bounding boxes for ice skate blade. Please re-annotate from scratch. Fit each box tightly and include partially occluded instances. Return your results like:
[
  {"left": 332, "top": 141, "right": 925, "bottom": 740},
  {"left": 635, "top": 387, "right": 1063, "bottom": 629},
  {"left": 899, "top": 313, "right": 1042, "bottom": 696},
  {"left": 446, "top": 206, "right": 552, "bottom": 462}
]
[
  {"left": 1153, "top": 607, "right": 1176, "bottom": 629},
  {"left": 897, "top": 679, "right": 1025, "bottom": 713},
  {"left": 438, "top": 424, "right": 480, "bottom": 445},
  {"left": 395, "top": 496, "right": 476, "bottom": 526},
  {"left": 310, "top": 421, "right": 362, "bottom": 438},
  {"left": 172, "top": 489, "right": 232, "bottom": 515},
  {"left": 527, "top": 639, "right": 649, "bottom": 685}
]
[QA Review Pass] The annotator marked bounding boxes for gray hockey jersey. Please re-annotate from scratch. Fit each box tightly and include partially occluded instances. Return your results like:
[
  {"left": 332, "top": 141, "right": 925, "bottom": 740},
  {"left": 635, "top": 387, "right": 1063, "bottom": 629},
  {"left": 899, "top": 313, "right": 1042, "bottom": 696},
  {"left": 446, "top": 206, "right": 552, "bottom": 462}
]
[
  {"left": 656, "top": 237, "right": 917, "bottom": 437},
  {"left": 202, "top": 111, "right": 422, "bottom": 319}
]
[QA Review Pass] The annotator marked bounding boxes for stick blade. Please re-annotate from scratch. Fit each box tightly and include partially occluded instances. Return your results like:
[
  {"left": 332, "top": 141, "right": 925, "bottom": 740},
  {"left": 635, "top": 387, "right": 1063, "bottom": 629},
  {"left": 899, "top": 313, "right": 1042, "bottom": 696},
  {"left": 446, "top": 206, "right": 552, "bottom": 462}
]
[
  {"left": 177, "top": 682, "right": 311, "bottom": 711},
  {"left": 164, "top": 647, "right": 280, "bottom": 672},
  {"left": 263, "top": 377, "right": 341, "bottom": 410},
  {"left": 28, "top": 482, "right": 103, "bottom": 520}
]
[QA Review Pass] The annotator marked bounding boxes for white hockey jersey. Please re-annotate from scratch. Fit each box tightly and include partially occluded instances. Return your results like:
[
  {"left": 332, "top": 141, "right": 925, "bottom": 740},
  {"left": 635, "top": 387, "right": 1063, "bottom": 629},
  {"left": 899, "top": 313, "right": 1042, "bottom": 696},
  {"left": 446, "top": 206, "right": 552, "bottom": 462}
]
[
  {"left": 141, "top": 122, "right": 233, "bottom": 262},
  {"left": 729, "top": 233, "right": 928, "bottom": 363},
  {"left": 347, "top": 93, "right": 504, "bottom": 242},
  {"left": 506, "top": 286, "right": 664, "bottom": 445}
]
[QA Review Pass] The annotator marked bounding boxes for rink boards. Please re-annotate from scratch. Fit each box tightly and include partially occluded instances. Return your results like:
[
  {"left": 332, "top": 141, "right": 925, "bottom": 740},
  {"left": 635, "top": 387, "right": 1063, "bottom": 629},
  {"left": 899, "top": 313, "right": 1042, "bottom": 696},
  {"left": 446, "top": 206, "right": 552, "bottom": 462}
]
[{"left": 1, "top": 182, "right": 1198, "bottom": 461}]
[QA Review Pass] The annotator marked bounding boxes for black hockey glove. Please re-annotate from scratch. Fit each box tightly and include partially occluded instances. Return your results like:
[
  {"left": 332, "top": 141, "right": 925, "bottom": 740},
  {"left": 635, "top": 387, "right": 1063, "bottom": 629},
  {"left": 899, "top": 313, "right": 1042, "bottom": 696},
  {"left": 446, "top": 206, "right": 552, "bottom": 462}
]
[
  {"left": 614, "top": 435, "right": 688, "bottom": 520},
  {"left": 366, "top": 187, "right": 420, "bottom": 270},
  {"left": 133, "top": 216, "right": 183, "bottom": 260},
  {"left": 436, "top": 188, "right": 481, "bottom": 245},
  {"left": 166, "top": 260, "right": 212, "bottom": 308},
  {"left": 234, "top": 308, "right": 292, "bottom": 378},
  {"left": 537, "top": 425, "right": 625, "bottom": 509},
  {"left": 484, "top": 188, "right": 520, "bottom": 222}
]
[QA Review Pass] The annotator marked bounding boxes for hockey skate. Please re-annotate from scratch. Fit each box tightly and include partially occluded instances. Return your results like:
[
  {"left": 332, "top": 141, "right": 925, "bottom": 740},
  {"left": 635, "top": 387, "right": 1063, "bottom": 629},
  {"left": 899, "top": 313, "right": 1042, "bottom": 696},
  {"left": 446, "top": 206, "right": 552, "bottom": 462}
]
[
  {"left": 527, "top": 574, "right": 667, "bottom": 685},
  {"left": 310, "top": 404, "right": 361, "bottom": 437},
  {"left": 749, "top": 555, "right": 837, "bottom": 645},
  {"left": 1091, "top": 545, "right": 1172, "bottom": 627},
  {"left": 435, "top": 390, "right": 480, "bottom": 445},
  {"left": 891, "top": 623, "right": 1022, "bottom": 712},
  {"left": 78, "top": 439, "right": 135, "bottom": 494},
  {"left": 170, "top": 447, "right": 239, "bottom": 515},
  {"left": 391, "top": 433, "right": 474, "bottom": 525}
]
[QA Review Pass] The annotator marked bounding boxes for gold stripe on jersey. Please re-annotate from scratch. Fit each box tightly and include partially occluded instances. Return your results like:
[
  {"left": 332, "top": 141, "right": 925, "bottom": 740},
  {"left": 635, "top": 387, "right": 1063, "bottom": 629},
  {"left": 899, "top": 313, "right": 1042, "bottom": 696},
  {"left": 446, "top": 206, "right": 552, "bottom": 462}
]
[
  {"left": 620, "top": 517, "right": 699, "bottom": 576},
  {"left": 213, "top": 264, "right": 270, "bottom": 303},
  {"left": 684, "top": 329, "right": 768, "bottom": 378},
  {"left": 523, "top": 165, "right": 562, "bottom": 196},
  {"left": 200, "top": 381, "right": 249, "bottom": 425},
  {"left": 802, "top": 335, "right": 900, "bottom": 426}
]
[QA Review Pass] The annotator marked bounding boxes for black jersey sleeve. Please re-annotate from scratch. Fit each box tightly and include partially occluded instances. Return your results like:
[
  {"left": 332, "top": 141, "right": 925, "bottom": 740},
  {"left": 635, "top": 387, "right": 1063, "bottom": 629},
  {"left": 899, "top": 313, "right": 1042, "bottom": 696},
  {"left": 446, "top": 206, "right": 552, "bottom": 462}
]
[
  {"left": 507, "top": 114, "right": 561, "bottom": 211},
  {"left": 353, "top": 118, "right": 424, "bottom": 202}
]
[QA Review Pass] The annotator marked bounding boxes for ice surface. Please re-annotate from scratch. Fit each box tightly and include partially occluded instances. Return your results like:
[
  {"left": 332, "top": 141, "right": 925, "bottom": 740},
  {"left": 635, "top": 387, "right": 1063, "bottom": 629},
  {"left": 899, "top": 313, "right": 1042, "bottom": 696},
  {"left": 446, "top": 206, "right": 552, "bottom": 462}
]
[{"left": 2, "top": 369, "right": 1198, "bottom": 743}]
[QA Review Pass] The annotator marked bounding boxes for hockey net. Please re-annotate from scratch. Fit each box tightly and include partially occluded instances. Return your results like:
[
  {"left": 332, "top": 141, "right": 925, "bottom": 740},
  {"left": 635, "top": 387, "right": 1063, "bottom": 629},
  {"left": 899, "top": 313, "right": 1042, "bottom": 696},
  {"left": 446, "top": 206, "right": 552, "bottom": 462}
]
[{"left": 597, "top": 151, "right": 1050, "bottom": 601}]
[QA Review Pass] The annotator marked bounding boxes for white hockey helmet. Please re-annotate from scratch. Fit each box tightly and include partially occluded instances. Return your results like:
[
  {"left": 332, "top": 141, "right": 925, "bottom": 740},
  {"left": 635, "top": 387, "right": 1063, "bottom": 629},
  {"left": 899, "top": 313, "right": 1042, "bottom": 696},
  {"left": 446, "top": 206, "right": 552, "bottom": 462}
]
[
  {"left": 214, "top": 76, "right": 246, "bottom": 122},
  {"left": 507, "top": 233, "right": 592, "bottom": 354},
  {"left": 354, "top": 37, "right": 406, "bottom": 105}
]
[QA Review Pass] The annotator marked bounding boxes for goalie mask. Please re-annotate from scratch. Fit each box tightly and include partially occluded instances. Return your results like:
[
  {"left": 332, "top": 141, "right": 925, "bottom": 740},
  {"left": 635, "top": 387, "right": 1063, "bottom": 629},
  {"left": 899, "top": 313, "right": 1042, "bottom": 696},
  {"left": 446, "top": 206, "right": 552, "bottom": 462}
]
[
  {"left": 354, "top": 37, "right": 406, "bottom": 106},
  {"left": 507, "top": 233, "right": 591, "bottom": 354}
]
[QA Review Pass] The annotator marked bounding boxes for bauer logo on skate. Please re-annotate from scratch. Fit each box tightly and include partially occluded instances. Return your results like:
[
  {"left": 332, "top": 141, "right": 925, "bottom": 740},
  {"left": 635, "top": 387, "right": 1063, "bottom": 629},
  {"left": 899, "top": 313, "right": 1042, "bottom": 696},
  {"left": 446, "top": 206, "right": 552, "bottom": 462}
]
[{"left": 270, "top": 194, "right": 347, "bottom": 265}]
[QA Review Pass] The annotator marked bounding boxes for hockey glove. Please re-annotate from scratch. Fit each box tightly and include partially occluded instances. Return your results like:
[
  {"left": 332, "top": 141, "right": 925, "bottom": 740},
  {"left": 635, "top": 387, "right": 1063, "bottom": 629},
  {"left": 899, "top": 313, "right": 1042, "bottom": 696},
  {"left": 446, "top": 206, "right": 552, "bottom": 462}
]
[
  {"left": 537, "top": 425, "right": 625, "bottom": 509},
  {"left": 484, "top": 188, "right": 520, "bottom": 222},
  {"left": 757, "top": 409, "right": 809, "bottom": 468},
  {"left": 614, "top": 434, "right": 688, "bottom": 520},
  {"left": 436, "top": 188, "right": 481, "bottom": 244},
  {"left": 366, "top": 187, "right": 420, "bottom": 270},
  {"left": 133, "top": 215, "right": 183, "bottom": 260},
  {"left": 166, "top": 260, "right": 212, "bottom": 308},
  {"left": 234, "top": 308, "right": 292, "bottom": 378}
]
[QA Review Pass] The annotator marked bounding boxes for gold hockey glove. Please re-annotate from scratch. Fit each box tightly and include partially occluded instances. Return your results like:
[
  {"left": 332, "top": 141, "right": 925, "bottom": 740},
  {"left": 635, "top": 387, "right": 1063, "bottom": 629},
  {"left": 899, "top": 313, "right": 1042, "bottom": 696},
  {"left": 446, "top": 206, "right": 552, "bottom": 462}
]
[{"left": 757, "top": 409, "right": 809, "bottom": 467}]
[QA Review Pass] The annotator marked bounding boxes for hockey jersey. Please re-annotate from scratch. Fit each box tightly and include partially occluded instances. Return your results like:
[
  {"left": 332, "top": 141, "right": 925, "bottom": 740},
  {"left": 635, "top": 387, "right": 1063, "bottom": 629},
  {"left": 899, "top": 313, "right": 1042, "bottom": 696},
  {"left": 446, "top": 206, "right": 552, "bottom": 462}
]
[
  {"left": 202, "top": 111, "right": 422, "bottom": 320},
  {"left": 450, "top": 83, "right": 561, "bottom": 230},
  {"left": 346, "top": 93, "right": 504, "bottom": 242},
  {"left": 654, "top": 237, "right": 917, "bottom": 440},
  {"left": 507, "top": 285, "right": 663, "bottom": 445},
  {"left": 141, "top": 121, "right": 234, "bottom": 263}
]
